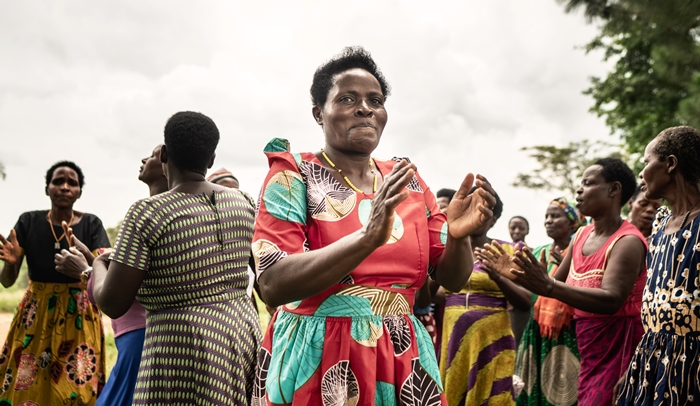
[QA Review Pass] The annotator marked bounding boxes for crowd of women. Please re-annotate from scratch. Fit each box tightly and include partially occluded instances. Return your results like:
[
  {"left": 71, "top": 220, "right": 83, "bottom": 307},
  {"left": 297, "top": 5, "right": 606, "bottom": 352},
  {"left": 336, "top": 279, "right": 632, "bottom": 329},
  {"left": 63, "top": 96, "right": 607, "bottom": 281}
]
[{"left": 0, "top": 46, "right": 698, "bottom": 406}]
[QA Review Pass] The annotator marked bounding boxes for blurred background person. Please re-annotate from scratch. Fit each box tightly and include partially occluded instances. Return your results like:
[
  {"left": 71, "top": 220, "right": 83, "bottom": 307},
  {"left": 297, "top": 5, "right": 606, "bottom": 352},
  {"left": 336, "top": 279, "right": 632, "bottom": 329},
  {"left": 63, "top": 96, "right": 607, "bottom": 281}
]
[
  {"left": 508, "top": 215, "right": 530, "bottom": 244},
  {"left": 616, "top": 126, "right": 700, "bottom": 405},
  {"left": 0, "top": 161, "right": 111, "bottom": 405},
  {"left": 206, "top": 167, "right": 239, "bottom": 189},
  {"left": 625, "top": 184, "right": 663, "bottom": 242}
]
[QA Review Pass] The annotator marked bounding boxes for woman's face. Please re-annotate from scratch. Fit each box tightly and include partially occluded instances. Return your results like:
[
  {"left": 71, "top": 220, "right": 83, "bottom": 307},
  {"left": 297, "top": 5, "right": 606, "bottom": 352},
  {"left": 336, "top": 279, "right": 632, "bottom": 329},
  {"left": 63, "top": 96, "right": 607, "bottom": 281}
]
[
  {"left": 314, "top": 68, "right": 388, "bottom": 155},
  {"left": 628, "top": 192, "right": 662, "bottom": 234},
  {"left": 139, "top": 145, "right": 165, "bottom": 184},
  {"left": 640, "top": 139, "right": 669, "bottom": 200},
  {"left": 544, "top": 205, "right": 573, "bottom": 241},
  {"left": 46, "top": 166, "right": 81, "bottom": 209},
  {"left": 575, "top": 164, "right": 613, "bottom": 217},
  {"left": 508, "top": 218, "right": 529, "bottom": 242}
]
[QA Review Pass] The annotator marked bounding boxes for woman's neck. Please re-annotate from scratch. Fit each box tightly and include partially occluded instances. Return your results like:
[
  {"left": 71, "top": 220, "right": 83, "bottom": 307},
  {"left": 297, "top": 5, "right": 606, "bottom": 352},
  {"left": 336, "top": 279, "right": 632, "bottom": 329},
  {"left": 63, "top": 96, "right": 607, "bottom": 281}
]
[
  {"left": 320, "top": 145, "right": 372, "bottom": 177},
  {"left": 664, "top": 179, "right": 700, "bottom": 218},
  {"left": 49, "top": 206, "right": 73, "bottom": 225},
  {"left": 148, "top": 179, "right": 169, "bottom": 197},
  {"left": 590, "top": 210, "right": 623, "bottom": 237},
  {"left": 552, "top": 235, "right": 572, "bottom": 251},
  {"left": 167, "top": 169, "right": 207, "bottom": 194}
]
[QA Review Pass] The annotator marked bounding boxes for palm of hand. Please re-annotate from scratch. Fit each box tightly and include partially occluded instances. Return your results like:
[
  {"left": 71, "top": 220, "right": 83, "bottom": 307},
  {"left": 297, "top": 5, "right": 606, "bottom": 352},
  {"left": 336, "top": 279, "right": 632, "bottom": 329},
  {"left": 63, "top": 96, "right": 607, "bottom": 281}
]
[
  {"left": 0, "top": 240, "right": 19, "bottom": 264},
  {"left": 447, "top": 195, "right": 487, "bottom": 239}
]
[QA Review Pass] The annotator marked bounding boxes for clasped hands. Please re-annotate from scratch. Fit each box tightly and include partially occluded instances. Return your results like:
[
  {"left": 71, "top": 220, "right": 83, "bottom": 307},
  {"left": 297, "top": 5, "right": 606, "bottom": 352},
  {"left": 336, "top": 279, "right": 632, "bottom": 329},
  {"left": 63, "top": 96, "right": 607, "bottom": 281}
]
[
  {"left": 53, "top": 221, "right": 95, "bottom": 280},
  {"left": 475, "top": 241, "right": 557, "bottom": 296}
]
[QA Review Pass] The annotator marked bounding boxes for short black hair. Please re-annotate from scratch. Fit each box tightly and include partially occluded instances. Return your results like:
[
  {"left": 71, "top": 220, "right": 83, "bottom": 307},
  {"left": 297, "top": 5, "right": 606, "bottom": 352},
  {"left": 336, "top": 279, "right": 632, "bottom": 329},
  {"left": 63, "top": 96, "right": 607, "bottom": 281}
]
[
  {"left": 310, "top": 46, "right": 391, "bottom": 107},
  {"left": 629, "top": 184, "right": 643, "bottom": 203},
  {"left": 594, "top": 157, "right": 637, "bottom": 204},
  {"left": 46, "top": 161, "right": 84, "bottom": 190},
  {"left": 653, "top": 126, "right": 700, "bottom": 186},
  {"left": 436, "top": 188, "right": 456, "bottom": 202},
  {"left": 469, "top": 186, "right": 503, "bottom": 219},
  {"left": 163, "top": 111, "right": 220, "bottom": 173},
  {"left": 509, "top": 215, "right": 529, "bottom": 229}
]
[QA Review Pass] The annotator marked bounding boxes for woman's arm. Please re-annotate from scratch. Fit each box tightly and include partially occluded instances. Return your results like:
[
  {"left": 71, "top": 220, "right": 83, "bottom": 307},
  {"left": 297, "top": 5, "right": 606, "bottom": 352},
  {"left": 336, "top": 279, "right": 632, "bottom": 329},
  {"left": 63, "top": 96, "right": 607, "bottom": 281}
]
[
  {"left": 258, "top": 160, "right": 417, "bottom": 307},
  {"left": 512, "top": 236, "right": 645, "bottom": 314},
  {"left": 433, "top": 174, "right": 497, "bottom": 291},
  {"left": 91, "top": 253, "right": 144, "bottom": 318}
]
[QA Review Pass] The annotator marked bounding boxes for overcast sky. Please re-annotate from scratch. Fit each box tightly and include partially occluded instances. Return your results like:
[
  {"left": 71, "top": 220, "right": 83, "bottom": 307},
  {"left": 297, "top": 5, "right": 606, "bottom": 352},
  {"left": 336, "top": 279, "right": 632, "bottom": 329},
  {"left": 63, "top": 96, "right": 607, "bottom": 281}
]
[{"left": 0, "top": 0, "right": 613, "bottom": 246}]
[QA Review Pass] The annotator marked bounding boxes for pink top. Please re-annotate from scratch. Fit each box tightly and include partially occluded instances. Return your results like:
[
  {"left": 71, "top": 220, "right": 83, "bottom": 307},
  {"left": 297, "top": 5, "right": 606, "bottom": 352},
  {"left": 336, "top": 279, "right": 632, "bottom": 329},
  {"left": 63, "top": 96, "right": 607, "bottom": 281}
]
[
  {"left": 566, "top": 220, "right": 647, "bottom": 319},
  {"left": 88, "top": 273, "right": 146, "bottom": 337}
]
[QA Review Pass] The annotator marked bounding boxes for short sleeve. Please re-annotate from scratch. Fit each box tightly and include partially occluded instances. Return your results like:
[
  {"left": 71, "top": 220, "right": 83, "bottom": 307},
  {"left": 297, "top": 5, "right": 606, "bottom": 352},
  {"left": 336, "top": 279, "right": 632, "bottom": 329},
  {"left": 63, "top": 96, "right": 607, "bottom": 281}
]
[
  {"left": 12, "top": 212, "right": 32, "bottom": 249},
  {"left": 109, "top": 199, "right": 160, "bottom": 271},
  {"left": 85, "top": 215, "right": 111, "bottom": 251},
  {"left": 252, "top": 138, "right": 308, "bottom": 280}
]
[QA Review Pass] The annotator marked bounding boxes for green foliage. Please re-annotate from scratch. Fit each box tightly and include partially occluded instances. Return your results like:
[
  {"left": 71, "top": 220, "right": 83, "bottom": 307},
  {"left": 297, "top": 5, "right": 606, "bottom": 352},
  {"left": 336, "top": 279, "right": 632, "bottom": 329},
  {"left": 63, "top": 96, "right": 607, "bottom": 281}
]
[
  {"left": 513, "top": 140, "right": 625, "bottom": 197},
  {"left": 558, "top": 0, "right": 700, "bottom": 159},
  {"left": 105, "top": 221, "right": 122, "bottom": 246},
  {"left": 0, "top": 161, "right": 5, "bottom": 180}
]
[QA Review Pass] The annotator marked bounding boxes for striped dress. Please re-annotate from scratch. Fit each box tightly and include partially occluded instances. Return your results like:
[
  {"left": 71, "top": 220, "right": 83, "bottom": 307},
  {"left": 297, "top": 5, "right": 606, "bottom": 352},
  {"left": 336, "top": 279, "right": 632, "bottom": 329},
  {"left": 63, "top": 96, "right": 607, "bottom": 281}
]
[
  {"left": 110, "top": 189, "right": 262, "bottom": 405},
  {"left": 440, "top": 240, "right": 522, "bottom": 405}
]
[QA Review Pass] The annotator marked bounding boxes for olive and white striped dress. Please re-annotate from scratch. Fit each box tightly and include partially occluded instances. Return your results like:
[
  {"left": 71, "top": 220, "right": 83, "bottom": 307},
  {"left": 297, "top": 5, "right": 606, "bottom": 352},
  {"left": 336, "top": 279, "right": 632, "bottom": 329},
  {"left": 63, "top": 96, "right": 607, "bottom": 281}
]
[{"left": 110, "top": 189, "right": 261, "bottom": 405}]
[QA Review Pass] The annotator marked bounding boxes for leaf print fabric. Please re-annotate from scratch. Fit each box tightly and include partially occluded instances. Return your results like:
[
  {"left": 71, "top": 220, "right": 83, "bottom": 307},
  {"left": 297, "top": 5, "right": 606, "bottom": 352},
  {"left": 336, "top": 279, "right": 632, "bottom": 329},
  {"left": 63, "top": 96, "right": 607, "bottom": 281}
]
[{"left": 252, "top": 139, "right": 449, "bottom": 405}]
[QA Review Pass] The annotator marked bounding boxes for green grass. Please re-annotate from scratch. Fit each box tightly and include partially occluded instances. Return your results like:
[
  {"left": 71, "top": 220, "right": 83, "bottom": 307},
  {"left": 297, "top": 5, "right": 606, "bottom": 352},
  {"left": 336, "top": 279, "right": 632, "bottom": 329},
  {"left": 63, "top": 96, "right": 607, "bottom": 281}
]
[{"left": 104, "top": 329, "right": 117, "bottom": 378}]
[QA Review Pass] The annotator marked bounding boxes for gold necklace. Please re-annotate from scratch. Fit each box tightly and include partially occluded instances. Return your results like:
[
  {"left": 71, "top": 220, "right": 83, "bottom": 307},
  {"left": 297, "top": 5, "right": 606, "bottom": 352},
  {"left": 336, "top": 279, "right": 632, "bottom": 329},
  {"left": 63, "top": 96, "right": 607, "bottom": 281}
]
[
  {"left": 320, "top": 148, "right": 377, "bottom": 194},
  {"left": 48, "top": 210, "right": 74, "bottom": 250}
]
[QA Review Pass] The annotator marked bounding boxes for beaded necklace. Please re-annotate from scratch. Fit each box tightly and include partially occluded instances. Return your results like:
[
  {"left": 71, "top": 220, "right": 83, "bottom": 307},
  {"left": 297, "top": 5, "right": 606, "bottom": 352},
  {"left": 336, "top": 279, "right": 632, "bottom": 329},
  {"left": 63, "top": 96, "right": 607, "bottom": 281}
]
[{"left": 320, "top": 148, "right": 377, "bottom": 194}]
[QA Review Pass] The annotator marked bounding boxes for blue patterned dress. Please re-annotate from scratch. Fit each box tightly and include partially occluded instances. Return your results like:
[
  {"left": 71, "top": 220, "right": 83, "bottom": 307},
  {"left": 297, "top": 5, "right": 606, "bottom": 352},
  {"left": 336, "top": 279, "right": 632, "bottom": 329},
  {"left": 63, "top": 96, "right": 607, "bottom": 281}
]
[
  {"left": 110, "top": 189, "right": 262, "bottom": 405},
  {"left": 616, "top": 207, "right": 700, "bottom": 405}
]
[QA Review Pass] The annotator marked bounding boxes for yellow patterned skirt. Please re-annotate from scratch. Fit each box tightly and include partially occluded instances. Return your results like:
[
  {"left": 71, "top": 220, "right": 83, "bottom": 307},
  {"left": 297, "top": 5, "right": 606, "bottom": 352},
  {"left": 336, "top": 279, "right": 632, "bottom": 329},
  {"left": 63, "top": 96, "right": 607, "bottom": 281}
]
[{"left": 0, "top": 281, "right": 105, "bottom": 406}]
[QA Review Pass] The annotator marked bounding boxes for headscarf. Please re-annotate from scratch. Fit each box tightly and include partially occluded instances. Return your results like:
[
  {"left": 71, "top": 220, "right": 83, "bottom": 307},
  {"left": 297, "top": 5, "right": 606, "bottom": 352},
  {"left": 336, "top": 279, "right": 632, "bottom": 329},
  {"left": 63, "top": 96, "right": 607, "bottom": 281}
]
[
  {"left": 550, "top": 197, "right": 587, "bottom": 230},
  {"left": 206, "top": 168, "right": 238, "bottom": 184}
]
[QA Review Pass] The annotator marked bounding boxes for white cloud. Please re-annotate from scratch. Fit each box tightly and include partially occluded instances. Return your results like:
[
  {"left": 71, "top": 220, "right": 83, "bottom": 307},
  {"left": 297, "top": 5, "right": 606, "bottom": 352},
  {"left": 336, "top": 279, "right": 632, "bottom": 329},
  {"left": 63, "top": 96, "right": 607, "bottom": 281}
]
[{"left": 0, "top": 0, "right": 612, "bottom": 247}]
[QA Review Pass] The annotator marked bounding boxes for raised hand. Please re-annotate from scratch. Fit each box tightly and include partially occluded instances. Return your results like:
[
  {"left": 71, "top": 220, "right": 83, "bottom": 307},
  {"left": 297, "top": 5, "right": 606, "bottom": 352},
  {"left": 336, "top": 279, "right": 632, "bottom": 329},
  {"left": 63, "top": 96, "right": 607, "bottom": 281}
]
[
  {"left": 510, "top": 247, "right": 553, "bottom": 296},
  {"left": 362, "top": 159, "right": 416, "bottom": 247},
  {"left": 446, "top": 174, "right": 496, "bottom": 239},
  {"left": 0, "top": 229, "right": 21, "bottom": 266},
  {"left": 476, "top": 241, "right": 519, "bottom": 281},
  {"left": 62, "top": 221, "right": 93, "bottom": 264},
  {"left": 62, "top": 221, "right": 74, "bottom": 248},
  {"left": 550, "top": 245, "right": 563, "bottom": 265}
]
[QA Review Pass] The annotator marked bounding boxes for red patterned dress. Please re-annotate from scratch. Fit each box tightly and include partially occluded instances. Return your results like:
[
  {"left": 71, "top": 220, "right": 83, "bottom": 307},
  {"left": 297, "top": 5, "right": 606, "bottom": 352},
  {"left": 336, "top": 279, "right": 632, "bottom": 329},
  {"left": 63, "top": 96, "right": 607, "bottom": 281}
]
[
  {"left": 252, "top": 138, "right": 448, "bottom": 405},
  {"left": 566, "top": 221, "right": 647, "bottom": 406}
]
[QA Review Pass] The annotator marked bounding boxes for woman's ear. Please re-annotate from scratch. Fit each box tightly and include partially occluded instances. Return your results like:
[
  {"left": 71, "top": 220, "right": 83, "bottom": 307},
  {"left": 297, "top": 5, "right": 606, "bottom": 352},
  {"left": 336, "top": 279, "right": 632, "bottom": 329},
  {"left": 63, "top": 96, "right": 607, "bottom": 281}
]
[
  {"left": 609, "top": 181, "right": 622, "bottom": 198},
  {"left": 312, "top": 106, "right": 323, "bottom": 126},
  {"left": 159, "top": 144, "right": 168, "bottom": 163},
  {"left": 666, "top": 154, "right": 678, "bottom": 174}
]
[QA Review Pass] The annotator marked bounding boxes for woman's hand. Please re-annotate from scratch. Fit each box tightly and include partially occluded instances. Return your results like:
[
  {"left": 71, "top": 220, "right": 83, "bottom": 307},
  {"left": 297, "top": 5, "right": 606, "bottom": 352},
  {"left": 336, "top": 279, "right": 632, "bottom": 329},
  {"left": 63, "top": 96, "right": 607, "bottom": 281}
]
[
  {"left": 361, "top": 159, "right": 416, "bottom": 248},
  {"left": 0, "top": 230, "right": 20, "bottom": 266},
  {"left": 510, "top": 247, "right": 554, "bottom": 296},
  {"left": 446, "top": 174, "right": 496, "bottom": 239},
  {"left": 476, "top": 241, "right": 518, "bottom": 281},
  {"left": 62, "top": 222, "right": 95, "bottom": 266},
  {"left": 550, "top": 245, "right": 563, "bottom": 265},
  {"left": 55, "top": 247, "right": 90, "bottom": 279}
]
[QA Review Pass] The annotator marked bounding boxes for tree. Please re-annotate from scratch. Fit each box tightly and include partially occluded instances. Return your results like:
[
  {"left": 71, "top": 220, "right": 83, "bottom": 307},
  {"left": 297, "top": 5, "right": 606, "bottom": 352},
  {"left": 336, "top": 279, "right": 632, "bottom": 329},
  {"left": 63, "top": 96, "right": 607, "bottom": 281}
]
[
  {"left": 558, "top": 0, "right": 700, "bottom": 171},
  {"left": 105, "top": 221, "right": 122, "bottom": 246},
  {"left": 512, "top": 140, "right": 625, "bottom": 197},
  {"left": 0, "top": 161, "right": 5, "bottom": 180}
]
